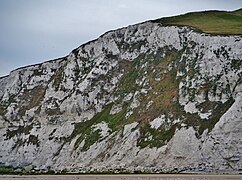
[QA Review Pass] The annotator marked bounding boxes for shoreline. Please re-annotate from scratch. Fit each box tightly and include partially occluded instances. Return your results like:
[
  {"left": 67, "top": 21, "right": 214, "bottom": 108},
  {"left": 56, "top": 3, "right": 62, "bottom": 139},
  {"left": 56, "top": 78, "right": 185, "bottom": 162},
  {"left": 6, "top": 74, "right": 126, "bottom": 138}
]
[{"left": 1, "top": 174, "right": 242, "bottom": 180}]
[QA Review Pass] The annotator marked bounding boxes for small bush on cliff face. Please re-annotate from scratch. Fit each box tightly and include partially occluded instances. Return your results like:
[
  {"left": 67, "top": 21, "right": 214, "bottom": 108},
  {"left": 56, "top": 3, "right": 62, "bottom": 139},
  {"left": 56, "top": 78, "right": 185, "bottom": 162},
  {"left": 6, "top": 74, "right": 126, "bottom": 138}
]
[
  {"left": 27, "top": 135, "right": 40, "bottom": 147},
  {"left": 80, "top": 128, "right": 102, "bottom": 152},
  {"left": 0, "top": 167, "right": 15, "bottom": 174},
  {"left": 0, "top": 165, "right": 26, "bottom": 175},
  {"left": 5, "top": 124, "right": 33, "bottom": 139},
  {"left": 137, "top": 123, "right": 179, "bottom": 148},
  {"left": 231, "top": 59, "right": 242, "bottom": 70},
  {"left": 0, "top": 104, "right": 6, "bottom": 116}
]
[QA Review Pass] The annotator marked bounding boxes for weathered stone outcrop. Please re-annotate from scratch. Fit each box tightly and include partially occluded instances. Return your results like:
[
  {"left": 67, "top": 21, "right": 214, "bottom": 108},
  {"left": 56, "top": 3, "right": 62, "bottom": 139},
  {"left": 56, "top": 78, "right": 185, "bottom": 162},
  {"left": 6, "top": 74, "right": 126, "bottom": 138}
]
[{"left": 0, "top": 21, "right": 242, "bottom": 173}]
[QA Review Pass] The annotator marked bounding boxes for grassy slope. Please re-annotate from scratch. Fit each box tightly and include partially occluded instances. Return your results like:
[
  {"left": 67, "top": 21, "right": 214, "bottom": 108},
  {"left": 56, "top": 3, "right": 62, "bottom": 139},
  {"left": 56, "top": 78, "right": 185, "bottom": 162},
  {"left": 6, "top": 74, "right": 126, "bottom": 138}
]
[{"left": 152, "top": 9, "right": 242, "bottom": 35}]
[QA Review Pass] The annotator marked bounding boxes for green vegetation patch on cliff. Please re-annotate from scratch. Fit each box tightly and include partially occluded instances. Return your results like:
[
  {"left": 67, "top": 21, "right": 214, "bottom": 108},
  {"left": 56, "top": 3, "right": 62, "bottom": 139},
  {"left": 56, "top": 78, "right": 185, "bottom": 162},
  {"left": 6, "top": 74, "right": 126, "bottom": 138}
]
[
  {"left": 5, "top": 124, "right": 33, "bottom": 139},
  {"left": 0, "top": 167, "right": 16, "bottom": 175},
  {"left": 18, "top": 85, "right": 46, "bottom": 116},
  {"left": 115, "top": 58, "right": 140, "bottom": 97},
  {"left": 153, "top": 9, "right": 242, "bottom": 35},
  {"left": 68, "top": 44, "right": 235, "bottom": 151},
  {"left": 132, "top": 49, "right": 183, "bottom": 123},
  {"left": 131, "top": 48, "right": 184, "bottom": 148},
  {"left": 70, "top": 103, "right": 128, "bottom": 151},
  {"left": 137, "top": 123, "right": 179, "bottom": 148},
  {"left": 0, "top": 103, "right": 6, "bottom": 116},
  {"left": 197, "top": 98, "right": 235, "bottom": 136}
]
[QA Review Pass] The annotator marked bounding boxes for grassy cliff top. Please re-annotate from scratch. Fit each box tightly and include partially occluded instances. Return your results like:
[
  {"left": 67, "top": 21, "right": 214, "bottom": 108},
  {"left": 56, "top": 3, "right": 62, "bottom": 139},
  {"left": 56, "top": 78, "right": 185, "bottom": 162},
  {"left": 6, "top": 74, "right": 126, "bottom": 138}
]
[{"left": 152, "top": 9, "right": 242, "bottom": 35}]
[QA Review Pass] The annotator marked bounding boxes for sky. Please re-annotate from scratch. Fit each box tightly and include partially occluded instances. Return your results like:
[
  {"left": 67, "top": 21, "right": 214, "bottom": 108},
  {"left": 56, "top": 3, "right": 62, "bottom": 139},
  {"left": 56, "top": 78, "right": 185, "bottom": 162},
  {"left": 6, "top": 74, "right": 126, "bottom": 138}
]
[{"left": 0, "top": 0, "right": 241, "bottom": 77}]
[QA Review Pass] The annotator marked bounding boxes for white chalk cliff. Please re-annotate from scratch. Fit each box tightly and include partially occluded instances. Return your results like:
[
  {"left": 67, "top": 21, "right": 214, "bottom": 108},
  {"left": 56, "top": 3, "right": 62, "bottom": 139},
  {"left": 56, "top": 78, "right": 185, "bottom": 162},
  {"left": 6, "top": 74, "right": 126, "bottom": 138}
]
[{"left": 0, "top": 21, "right": 242, "bottom": 173}]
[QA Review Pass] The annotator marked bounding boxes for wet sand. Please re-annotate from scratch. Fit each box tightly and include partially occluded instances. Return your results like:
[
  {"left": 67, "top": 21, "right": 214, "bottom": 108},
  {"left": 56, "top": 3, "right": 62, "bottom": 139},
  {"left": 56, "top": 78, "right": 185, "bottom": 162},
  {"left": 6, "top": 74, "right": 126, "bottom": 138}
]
[{"left": 0, "top": 174, "right": 241, "bottom": 180}]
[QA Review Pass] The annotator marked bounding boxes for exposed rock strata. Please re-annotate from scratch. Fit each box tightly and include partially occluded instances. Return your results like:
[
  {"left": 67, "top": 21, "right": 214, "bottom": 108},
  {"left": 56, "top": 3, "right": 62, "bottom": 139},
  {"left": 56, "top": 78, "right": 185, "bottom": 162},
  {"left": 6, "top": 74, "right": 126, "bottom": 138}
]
[{"left": 0, "top": 21, "right": 242, "bottom": 173}]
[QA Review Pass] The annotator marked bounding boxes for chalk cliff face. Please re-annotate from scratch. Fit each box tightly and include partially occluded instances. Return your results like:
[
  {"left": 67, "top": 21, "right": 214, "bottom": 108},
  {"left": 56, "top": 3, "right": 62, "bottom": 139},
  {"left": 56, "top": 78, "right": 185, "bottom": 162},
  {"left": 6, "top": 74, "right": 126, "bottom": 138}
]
[{"left": 0, "top": 21, "right": 242, "bottom": 173}]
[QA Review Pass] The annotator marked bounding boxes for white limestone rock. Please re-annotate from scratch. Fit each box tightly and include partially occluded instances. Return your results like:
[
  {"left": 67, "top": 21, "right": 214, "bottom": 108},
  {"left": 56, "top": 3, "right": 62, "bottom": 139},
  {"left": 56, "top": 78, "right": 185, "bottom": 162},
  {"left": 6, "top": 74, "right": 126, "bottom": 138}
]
[
  {"left": 92, "top": 122, "right": 111, "bottom": 138},
  {"left": 0, "top": 20, "right": 242, "bottom": 173},
  {"left": 150, "top": 115, "right": 166, "bottom": 129},
  {"left": 123, "top": 122, "right": 139, "bottom": 136}
]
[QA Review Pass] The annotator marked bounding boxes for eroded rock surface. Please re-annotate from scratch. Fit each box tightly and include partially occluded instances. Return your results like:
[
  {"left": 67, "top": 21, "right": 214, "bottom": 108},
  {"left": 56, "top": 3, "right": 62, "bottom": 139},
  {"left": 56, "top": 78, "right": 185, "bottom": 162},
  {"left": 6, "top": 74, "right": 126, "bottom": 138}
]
[{"left": 0, "top": 21, "right": 242, "bottom": 173}]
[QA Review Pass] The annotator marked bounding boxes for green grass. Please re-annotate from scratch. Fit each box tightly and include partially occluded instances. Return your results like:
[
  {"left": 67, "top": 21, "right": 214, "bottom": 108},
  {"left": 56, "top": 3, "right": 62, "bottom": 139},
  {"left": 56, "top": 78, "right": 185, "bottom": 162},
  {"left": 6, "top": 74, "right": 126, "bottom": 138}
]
[
  {"left": 70, "top": 103, "right": 128, "bottom": 151},
  {"left": 0, "top": 167, "right": 16, "bottom": 174},
  {"left": 130, "top": 49, "right": 184, "bottom": 148},
  {"left": 197, "top": 98, "right": 235, "bottom": 136},
  {"left": 65, "top": 45, "right": 236, "bottom": 151},
  {"left": 81, "top": 128, "right": 102, "bottom": 152},
  {"left": 152, "top": 9, "right": 242, "bottom": 35},
  {"left": 137, "top": 123, "right": 179, "bottom": 148},
  {"left": 116, "top": 58, "right": 140, "bottom": 96}
]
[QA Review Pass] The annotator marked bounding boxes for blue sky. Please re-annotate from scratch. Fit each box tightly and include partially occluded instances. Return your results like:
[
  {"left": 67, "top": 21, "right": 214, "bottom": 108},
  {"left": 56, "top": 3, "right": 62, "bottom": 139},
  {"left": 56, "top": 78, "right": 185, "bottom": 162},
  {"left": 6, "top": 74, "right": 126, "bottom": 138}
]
[{"left": 0, "top": 0, "right": 241, "bottom": 77}]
